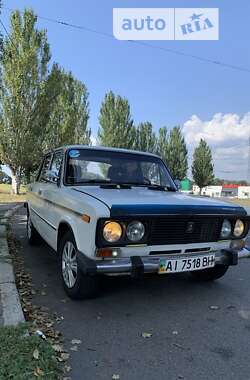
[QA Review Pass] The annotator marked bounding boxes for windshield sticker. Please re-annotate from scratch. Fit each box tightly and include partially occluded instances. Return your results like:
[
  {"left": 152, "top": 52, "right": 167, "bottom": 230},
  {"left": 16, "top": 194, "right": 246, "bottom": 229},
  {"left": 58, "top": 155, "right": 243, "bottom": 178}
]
[{"left": 69, "top": 149, "right": 80, "bottom": 158}]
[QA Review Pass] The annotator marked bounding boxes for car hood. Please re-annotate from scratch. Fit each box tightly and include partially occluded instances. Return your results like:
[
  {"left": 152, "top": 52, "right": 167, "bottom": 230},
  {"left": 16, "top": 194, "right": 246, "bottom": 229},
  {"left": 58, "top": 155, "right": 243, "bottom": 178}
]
[{"left": 72, "top": 186, "right": 246, "bottom": 217}]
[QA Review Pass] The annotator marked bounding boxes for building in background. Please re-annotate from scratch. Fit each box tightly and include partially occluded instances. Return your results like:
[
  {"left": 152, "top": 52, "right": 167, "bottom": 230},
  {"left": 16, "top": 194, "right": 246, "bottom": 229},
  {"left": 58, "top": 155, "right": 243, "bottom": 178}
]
[
  {"left": 180, "top": 179, "right": 192, "bottom": 193},
  {"left": 192, "top": 185, "right": 222, "bottom": 197},
  {"left": 221, "top": 184, "right": 239, "bottom": 197},
  {"left": 192, "top": 184, "right": 250, "bottom": 199}
]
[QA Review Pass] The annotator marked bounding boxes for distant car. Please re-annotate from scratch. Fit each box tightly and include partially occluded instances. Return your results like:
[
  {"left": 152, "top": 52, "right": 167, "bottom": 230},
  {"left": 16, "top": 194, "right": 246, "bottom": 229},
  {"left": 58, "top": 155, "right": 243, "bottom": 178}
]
[{"left": 26, "top": 145, "right": 250, "bottom": 299}]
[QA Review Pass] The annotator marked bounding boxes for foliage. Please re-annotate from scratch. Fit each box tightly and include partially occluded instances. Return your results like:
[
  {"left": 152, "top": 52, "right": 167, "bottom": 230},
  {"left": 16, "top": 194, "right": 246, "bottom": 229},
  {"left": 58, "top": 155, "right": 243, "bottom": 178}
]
[
  {"left": 0, "top": 9, "right": 52, "bottom": 192},
  {"left": 44, "top": 64, "right": 91, "bottom": 151},
  {"left": 98, "top": 90, "right": 135, "bottom": 149},
  {"left": 0, "top": 324, "right": 60, "bottom": 380},
  {"left": 157, "top": 126, "right": 188, "bottom": 180},
  {"left": 192, "top": 139, "right": 214, "bottom": 192},
  {"left": 134, "top": 121, "right": 157, "bottom": 153}
]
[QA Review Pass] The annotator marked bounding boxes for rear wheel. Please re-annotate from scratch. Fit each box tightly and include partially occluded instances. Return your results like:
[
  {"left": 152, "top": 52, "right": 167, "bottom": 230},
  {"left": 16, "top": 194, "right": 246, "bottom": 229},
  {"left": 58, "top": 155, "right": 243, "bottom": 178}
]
[
  {"left": 27, "top": 213, "right": 40, "bottom": 245},
  {"left": 59, "top": 230, "right": 99, "bottom": 299},
  {"left": 190, "top": 265, "right": 229, "bottom": 281}
]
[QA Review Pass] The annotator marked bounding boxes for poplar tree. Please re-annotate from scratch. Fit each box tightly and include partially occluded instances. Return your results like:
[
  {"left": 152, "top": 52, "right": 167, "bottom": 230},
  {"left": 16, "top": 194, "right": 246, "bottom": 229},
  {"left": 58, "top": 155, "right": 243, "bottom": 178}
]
[
  {"left": 0, "top": 9, "right": 52, "bottom": 193},
  {"left": 192, "top": 139, "right": 214, "bottom": 194},
  {"left": 134, "top": 122, "right": 157, "bottom": 153},
  {"left": 98, "top": 91, "right": 135, "bottom": 149}
]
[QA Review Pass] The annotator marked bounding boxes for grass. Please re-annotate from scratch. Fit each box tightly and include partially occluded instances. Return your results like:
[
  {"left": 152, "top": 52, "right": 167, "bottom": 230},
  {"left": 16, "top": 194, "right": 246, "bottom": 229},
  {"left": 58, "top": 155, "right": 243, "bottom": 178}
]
[
  {"left": 0, "top": 184, "right": 26, "bottom": 203},
  {"left": 0, "top": 324, "right": 60, "bottom": 380},
  {"left": 226, "top": 198, "right": 250, "bottom": 207}
]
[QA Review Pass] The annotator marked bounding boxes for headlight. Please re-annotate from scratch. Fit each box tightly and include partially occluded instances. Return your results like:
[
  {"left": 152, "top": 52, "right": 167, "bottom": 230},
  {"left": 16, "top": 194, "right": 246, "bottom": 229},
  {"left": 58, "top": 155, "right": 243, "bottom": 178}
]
[
  {"left": 103, "top": 221, "right": 122, "bottom": 242},
  {"left": 220, "top": 219, "right": 231, "bottom": 239},
  {"left": 233, "top": 219, "right": 245, "bottom": 237},
  {"left": 126, "top": 221, "right": 145, "bottom": 242}
]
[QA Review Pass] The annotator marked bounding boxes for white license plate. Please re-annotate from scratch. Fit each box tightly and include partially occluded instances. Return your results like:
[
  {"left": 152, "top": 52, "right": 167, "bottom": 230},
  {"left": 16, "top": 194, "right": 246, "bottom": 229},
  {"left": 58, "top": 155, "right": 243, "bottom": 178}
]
[{"left": 158, "top": 255, "right": 215, "bottom": 274}]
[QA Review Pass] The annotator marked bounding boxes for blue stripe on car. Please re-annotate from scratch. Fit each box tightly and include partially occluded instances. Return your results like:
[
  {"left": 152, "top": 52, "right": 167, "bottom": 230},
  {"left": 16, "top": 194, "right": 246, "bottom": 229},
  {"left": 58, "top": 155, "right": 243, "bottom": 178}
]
[{"left": 110, "top": 204, "right": 246, "bottom": 217}]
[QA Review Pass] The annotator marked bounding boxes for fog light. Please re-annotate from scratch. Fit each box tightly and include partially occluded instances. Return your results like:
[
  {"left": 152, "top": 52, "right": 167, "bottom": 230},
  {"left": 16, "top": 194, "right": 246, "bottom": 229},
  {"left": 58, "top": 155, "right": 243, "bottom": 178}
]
[{"left": 230, "top": 240, "right": 245, "bottom": 251}]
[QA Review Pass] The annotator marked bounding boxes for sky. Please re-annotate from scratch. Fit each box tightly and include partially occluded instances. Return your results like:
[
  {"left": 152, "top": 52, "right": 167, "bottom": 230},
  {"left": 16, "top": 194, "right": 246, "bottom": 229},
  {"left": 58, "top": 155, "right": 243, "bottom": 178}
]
[{"left": 1, "top": 0, "right": 250, "bottom": 180}]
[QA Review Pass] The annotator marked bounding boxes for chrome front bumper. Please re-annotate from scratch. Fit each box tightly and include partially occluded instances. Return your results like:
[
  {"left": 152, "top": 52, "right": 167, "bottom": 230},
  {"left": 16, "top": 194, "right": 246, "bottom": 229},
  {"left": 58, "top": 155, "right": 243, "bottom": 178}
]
[{"left": 94, "top": 248, "right": 250, "bottom": 275}]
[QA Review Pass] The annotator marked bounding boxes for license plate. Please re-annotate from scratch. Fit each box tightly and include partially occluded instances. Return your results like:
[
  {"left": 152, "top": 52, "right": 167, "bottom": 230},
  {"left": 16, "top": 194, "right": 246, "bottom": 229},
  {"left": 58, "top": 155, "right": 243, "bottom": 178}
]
[{"left": 158, "top": 255, "right": 215, "bottom": 274}]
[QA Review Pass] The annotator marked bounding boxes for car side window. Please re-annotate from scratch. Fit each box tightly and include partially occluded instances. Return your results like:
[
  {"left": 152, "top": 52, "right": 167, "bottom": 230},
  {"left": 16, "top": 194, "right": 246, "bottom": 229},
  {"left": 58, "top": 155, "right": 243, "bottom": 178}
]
[
  {"left": 50, "top": 151, "right": 63, "bottom": 179},
  {"left": 38, "top": 153, "right": 53, "bottom": 182}
]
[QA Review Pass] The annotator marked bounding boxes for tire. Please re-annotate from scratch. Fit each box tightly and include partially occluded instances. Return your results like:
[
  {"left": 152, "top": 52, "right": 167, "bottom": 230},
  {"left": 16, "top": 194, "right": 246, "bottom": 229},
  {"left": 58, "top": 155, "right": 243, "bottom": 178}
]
[
  {"left": 59, "top": 230, "right": 99, "bottom": 299},
  {"left": 190, "top": 264, "right": 229, "bottom": 281},
  {"left": 27, "top": 213, "right": 40, "bottom": 245}
]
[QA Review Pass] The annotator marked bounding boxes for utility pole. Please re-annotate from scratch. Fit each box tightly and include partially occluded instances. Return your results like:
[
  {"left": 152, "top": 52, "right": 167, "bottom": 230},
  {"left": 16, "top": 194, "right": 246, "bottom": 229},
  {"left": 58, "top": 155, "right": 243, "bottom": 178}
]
[{"left": 248, "top": 133, "right": 250, "bottom": 185}]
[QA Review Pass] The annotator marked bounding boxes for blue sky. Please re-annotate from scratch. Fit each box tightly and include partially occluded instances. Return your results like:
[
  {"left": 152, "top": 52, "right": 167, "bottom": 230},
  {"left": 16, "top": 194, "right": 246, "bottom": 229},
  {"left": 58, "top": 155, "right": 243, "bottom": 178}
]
[{"left": 1, "top": 0, "right": 250, "bottom": 179}]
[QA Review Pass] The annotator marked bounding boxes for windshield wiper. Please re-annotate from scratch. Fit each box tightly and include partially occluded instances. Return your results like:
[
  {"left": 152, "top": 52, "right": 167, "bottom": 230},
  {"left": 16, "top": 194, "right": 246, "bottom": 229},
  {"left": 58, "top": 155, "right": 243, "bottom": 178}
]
[
  {"left": 121, "top": 182, "right": 176, "bottom": 192},
  {"left": 73, "top": 179, "right": 112, "bottom": 184}
]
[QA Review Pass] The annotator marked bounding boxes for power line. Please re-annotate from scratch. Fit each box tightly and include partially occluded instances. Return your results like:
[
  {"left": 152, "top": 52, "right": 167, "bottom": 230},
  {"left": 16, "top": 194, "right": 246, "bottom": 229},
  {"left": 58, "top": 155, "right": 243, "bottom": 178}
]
[
  {"left": 0, "top": 18, "right": 19, "bottom": 54},
  {"left": 2, "top": 6, "right": 250, "bottom": 74}
]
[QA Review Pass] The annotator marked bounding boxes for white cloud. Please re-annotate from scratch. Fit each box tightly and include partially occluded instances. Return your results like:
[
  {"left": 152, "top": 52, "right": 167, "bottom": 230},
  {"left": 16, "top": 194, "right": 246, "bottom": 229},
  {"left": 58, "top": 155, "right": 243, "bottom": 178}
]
[{"left": 182, "top": 113, "right": 250, "bottom": 180}]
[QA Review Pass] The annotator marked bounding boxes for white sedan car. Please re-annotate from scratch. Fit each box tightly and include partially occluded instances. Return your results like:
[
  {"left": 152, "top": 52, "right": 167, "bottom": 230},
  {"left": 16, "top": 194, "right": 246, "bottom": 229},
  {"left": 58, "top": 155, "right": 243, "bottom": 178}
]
[{"left": 26, "top": 145, "right": 250, "bottom": 299}]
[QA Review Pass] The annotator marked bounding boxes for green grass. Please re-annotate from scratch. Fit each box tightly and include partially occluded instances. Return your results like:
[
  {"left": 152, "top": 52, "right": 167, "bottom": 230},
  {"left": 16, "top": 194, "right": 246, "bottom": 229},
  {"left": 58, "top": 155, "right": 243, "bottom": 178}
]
[
  {"left": 226, "top": 198, "right": 250, "bottom": 207},
  {"left": 0, "top": 324, "right": 60, "bottom": 380},
  {"left": 0, "top": 184, "right": 26, "bottom": 203}
]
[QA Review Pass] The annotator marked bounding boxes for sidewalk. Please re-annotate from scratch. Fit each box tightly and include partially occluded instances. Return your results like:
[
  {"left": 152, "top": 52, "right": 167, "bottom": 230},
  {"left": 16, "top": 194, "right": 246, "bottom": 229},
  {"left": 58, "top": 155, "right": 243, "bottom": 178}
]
[{"left": 0, "top": 203, "right": 24, "bottom": 326}]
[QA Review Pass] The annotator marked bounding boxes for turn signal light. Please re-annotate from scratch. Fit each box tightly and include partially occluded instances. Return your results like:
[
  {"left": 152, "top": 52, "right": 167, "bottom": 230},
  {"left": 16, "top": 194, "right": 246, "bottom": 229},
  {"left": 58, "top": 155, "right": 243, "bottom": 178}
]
[{"left": 96, "top": 248, "right": 120, "bottom": 258}]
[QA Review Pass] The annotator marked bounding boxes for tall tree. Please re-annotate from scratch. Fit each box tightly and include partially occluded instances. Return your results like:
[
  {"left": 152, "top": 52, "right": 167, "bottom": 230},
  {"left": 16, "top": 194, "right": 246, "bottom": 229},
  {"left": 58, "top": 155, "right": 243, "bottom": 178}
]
[
  {"left": 98, "top": 91, "right": 135, "bottom": 149},
  {"left": 192, "top": 139, "right": 214, "bottom": 194},
  {"left": 134, "top": 122, "right": 157, "bottom": 153},
  {"left": 157, "top": 126, "right": 169, "bottom": 160},
  {"left": 158, "top": 126, "right": 188, "bottom": 180},
  {"left": 44, "top": 66, "right": 91, "bottom": 151},
  {"left": 0, "top": 9, "right": 52, "bottom": 193}
]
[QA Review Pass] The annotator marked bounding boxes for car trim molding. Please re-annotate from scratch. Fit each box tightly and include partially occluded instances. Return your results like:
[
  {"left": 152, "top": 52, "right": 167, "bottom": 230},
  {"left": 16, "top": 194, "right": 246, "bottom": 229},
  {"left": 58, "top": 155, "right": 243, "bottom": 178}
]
[
  {"left": 28, "top": 191, "right": 83, "bottom": 218},
  {"left": 30, "top": 207, "right": 57, "bottom": 231},
  {"left": 110, "top": 204, "right": 247, "bottom": 217}
]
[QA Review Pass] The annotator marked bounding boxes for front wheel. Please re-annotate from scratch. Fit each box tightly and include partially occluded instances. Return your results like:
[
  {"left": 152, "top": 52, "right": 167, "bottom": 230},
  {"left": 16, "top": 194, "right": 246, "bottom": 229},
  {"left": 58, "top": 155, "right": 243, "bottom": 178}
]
[
  {"left": 190, "top": 265, "right": 229, "bottom": 281},
  {"left": 59, "top": 230, "right": 99, "bottom": 299}
]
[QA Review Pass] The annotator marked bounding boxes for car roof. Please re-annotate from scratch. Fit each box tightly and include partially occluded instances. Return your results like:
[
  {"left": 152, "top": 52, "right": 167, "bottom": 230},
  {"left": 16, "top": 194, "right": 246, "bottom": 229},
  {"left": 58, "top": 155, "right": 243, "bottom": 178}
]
[{"left": 51, "top": 145, "right": 161, "bottom": 159}]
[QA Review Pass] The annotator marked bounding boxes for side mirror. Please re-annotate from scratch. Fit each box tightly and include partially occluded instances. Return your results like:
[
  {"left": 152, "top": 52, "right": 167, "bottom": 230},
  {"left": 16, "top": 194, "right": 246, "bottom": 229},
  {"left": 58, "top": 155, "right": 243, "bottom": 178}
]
[
  {"left": 44, "top": 170, "right": 59, "bottom": 184},
  {"left": 174, "top": 179, "right": 181, "bottom": 190}
]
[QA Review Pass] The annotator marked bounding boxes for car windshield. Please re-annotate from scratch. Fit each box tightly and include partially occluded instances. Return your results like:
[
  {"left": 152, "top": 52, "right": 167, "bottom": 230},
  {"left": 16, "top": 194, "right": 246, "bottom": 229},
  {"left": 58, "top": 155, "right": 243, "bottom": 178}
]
[{"left": 65, "top": 148, "right": 176, "bottom": 190}]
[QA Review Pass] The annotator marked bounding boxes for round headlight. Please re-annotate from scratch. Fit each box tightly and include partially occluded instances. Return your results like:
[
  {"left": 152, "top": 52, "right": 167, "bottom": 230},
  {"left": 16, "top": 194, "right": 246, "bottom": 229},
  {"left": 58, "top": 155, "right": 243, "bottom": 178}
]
[
  {"left": 233, "top": 219, "right": 245, "bottom": 237},
  {"left": 221, "top": 219, "right": 231, "bottom": 239},
  {"left": 103, "top": 221, "right": 122, "bottom": 243},
  {"left": 126, "top": 221, "right": 145, "bottom": 242}
]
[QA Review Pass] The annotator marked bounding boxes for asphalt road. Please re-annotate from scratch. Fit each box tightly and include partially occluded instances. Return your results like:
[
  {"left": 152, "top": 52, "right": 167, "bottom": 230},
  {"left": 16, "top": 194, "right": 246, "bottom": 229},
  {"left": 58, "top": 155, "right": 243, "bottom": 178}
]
[{"left": 11, "top": 207, "right": 250, "bottom": 380}]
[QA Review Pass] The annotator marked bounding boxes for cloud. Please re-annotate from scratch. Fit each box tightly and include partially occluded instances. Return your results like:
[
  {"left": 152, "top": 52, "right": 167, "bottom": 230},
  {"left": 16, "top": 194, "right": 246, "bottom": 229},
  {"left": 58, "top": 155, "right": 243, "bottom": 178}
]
[{"left": 182, "top": 113, "right": 250, "bottom": 180}]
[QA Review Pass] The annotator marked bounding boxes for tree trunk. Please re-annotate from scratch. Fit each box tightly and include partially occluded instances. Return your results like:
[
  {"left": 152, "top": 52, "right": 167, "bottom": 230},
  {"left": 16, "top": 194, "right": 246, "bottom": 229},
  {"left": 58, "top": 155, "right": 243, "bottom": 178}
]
[
  {"left": 25, "top": 168, "right": 31, "bottom": 184},
  {"left": 11, "top": 169, "right": 21, "bottom": 195},
  {"left": 199, "top": 187, "right": 202, "bottom": 195}
]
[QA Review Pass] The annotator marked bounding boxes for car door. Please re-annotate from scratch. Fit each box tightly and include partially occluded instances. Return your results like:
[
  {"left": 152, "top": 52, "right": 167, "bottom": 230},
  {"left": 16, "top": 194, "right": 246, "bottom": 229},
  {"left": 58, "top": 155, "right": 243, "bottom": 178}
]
[
  {"left": 41, "top": 150, "right": 64, "bottom": 250},
  {"left": 29, "top": 152, "right": 53, "bottom": 244}
]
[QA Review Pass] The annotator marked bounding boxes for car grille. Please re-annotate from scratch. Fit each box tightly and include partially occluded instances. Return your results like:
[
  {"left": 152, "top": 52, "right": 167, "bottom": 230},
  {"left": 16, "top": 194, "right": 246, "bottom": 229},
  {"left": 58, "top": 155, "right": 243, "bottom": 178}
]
[{"left": 148, "top": 217, "right": 222, "bottom": 245}]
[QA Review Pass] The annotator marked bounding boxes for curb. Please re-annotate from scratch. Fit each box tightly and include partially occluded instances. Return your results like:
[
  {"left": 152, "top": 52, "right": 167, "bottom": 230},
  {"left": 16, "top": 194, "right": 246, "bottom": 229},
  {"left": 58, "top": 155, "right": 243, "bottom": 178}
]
[{"left": 0, "top": 204, "right": 25, "bottom": 326}]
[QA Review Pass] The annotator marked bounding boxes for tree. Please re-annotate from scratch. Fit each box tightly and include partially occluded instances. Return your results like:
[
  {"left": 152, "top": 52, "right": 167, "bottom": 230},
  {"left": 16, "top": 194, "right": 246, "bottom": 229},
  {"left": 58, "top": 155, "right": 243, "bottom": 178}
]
[
  {"left": 0, "top": 9, "right": 52, "bottom": 193},
  {"left": 157, "top": 126, "right": 188, "bottom": 180},
  {"left": 192, "top": 139, "right": 214, "bottom": 194},
  {"left": 134, "top": 122, "right": 157, "bottom": 153},
  {"left": 98, "top": 91, "right": 135, "bottom": 149},
  {"left": 44, "top": 66, "right": 91, "bottom": 151},
  {"left": 157, "top": 126, "right": 169, "bottom": 159}
]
